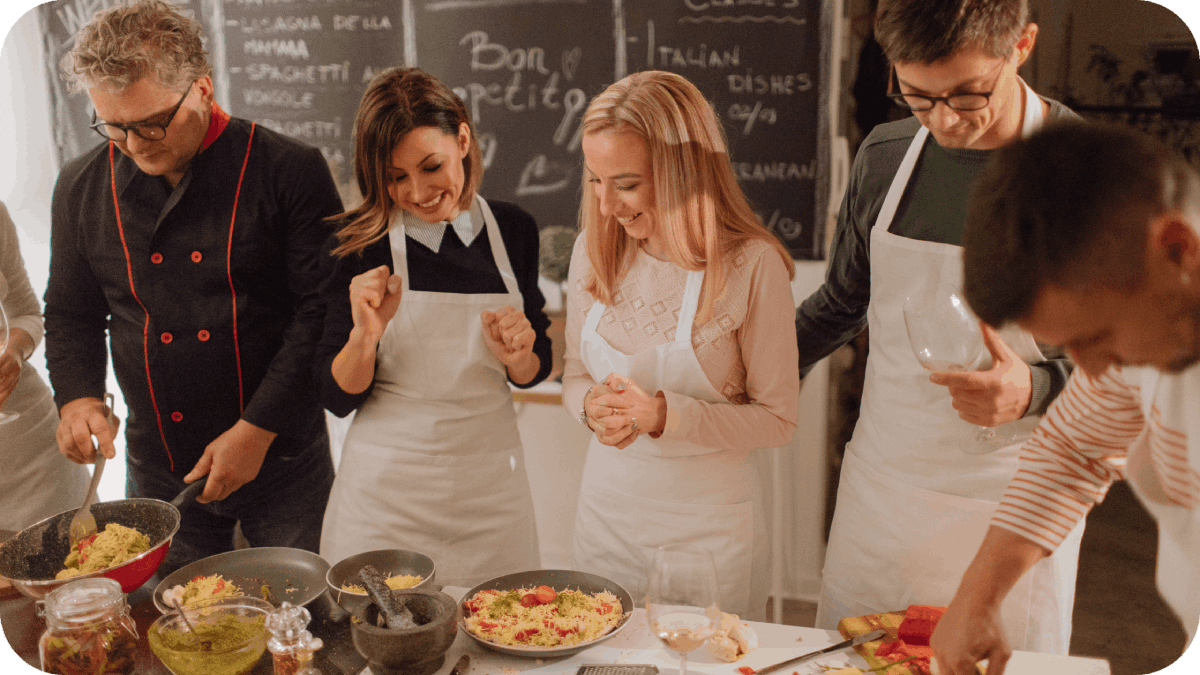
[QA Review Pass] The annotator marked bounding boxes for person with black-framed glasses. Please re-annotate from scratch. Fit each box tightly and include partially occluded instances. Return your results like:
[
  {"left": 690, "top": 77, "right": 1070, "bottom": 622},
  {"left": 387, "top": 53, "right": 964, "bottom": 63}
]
[
  {"left": 44, "top": 0, "right": 343, "bottom": 577},
  {"left": 88, "top": 80, "right": 193, "bottom": 142},
  {"left": 794, "top": 0, "right": 1084, "bottom": 657}
]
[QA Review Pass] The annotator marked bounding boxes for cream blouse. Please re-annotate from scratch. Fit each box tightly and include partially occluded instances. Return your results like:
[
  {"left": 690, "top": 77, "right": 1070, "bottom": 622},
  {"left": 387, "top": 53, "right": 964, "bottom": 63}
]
[{"left": 562, "top": 234, "right": 799, "bottom": 452}]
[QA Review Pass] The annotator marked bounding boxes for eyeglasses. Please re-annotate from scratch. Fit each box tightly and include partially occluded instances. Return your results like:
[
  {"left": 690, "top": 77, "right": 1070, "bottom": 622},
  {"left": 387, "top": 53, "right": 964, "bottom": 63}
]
[
  {"left": 886, "top": 61, "right": 1006, "bottom": 112},
  {"left": 89, "top": 81, "right": 194, "bottom": 141}
]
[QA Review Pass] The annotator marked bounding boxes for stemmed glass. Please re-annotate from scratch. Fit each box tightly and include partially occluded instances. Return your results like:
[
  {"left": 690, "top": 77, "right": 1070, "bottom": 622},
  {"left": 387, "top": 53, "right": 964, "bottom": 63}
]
[
  {"left": 645, "top": 544, "right": 720, "bottom": 675},
  {"left": 902, "top": 284, "right": 1016, "bottom": 454},
  {"left": 0, "top": 298, "right": 19, "bottom": 425}
]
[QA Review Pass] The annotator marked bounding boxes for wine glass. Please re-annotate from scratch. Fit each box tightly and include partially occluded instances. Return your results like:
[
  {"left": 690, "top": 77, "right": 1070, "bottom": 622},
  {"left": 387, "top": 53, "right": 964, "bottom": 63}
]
[
  {"left": 0, "top": 298, "right": 19, "bottom": 425},
  {"left": 902, "top": 284, "right": 1017, "bottom": 454},
  {"left": 645, "top": 544, "right": 720, "bottom": 675}
]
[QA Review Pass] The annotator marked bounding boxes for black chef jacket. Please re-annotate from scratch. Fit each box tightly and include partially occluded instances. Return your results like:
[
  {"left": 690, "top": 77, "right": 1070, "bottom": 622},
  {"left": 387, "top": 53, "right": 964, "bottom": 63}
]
[{"left": 45, "top": 115, "right": 343, "bottom": 476}]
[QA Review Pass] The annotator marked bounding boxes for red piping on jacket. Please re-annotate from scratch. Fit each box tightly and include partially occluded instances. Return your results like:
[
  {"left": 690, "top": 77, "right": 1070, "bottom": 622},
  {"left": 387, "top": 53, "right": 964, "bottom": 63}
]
[
  {"left": 109, "top": 142, "right": 174, "bottom": 471},
  {"left": 105, "top": 116, "right": 256, "bottom": 470},
  {"left": 226, "top": 123, "right": 256, "bottom": 412}
]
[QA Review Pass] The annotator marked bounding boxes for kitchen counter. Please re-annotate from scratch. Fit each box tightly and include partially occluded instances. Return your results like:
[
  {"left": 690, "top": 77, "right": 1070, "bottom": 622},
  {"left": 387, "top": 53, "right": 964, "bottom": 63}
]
[{"left": 2, "top": 553, "right": 1111, "bottom": 675}]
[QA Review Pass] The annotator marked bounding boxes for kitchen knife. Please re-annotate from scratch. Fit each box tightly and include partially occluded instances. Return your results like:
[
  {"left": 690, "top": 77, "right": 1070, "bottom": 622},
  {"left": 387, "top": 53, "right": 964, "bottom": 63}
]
[
  {"left": 754, "top": 629, "right": 887, "bottom": 675},
  {"left": 448, "top": 654, "right": 471, "bottom": 675}
]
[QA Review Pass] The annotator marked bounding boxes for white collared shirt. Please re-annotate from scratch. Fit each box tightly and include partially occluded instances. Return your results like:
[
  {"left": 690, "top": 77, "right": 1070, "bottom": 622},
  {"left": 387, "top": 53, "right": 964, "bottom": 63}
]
[{"left": 400, "top": 203, "right": 482, "bottom": 253}]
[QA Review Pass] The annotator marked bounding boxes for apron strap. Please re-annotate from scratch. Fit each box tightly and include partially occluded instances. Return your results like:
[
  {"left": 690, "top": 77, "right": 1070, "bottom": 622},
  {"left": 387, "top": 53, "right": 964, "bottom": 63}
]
[
  {"left": 879, "top": 126, "right": 929, "bottom": 235},
  {"left": 583, "top": 300, "right": 606, "bottom": 334},
  {"left": 674, "top": 270, "right": 706, "bottom": 343}
]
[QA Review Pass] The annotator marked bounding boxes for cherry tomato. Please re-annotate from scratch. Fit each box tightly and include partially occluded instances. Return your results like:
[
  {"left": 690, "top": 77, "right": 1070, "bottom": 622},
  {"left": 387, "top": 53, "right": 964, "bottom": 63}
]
[
  {"left": 535, "top": 586, "right": 556, "bottom": 604},
  {"left": 520, "top": 593, "right": 540, "bottom": 608}
]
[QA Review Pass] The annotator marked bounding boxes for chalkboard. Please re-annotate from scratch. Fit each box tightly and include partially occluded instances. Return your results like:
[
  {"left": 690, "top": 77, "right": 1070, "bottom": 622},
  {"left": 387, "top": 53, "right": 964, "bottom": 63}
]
[{"left": 40, "top": 0, "right": 831, "bottom": 260}]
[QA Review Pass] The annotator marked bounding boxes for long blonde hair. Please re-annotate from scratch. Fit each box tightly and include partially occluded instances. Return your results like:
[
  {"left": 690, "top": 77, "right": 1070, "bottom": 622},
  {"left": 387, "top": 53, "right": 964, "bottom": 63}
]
[
  {"left": 332, "top": 67, "right": 483, "bottom": 257},
  {"left": 579, "top": 71, "right": 794, "bottom": 324}
]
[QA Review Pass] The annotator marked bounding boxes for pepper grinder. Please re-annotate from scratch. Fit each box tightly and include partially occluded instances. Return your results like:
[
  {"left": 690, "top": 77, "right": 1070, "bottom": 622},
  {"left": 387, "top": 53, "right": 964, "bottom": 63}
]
[{"left": 266, "top": 601, "right": 324, "bottom": 675}]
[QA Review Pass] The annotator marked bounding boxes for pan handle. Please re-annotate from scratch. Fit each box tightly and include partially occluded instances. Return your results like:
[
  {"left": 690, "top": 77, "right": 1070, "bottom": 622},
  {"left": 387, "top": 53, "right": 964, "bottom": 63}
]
[{"left": 170, "top": 477, "right": 207, "bottom": 510}]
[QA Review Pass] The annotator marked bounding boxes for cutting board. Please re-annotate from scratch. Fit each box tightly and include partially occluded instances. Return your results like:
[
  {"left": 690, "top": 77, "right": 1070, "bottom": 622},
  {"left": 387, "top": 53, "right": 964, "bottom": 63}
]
[{"left": 838, "top": 610, "right": 954, "bottom": 675}]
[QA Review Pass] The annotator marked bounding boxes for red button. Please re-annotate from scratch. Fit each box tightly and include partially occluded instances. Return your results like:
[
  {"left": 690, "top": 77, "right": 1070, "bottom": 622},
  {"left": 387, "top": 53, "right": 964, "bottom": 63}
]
[
  {"left": 160, "top": 332, "right": 173, "bottom": 344},
  {"left": 191, "top": 251, "right": 203, "bottom": 263},
  {"left": 171, "top": 412, "right": 183, "bottom": 422},
  {"left": 150, "top": 253, "right": 163, "bottom": 264},
  {"left": 197, "top": 330, "right": 210, "bottom": 342}
]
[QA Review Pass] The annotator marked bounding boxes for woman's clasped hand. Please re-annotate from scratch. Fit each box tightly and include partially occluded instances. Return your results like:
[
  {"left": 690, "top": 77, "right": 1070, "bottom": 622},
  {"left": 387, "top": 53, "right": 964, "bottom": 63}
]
[
  {"left": 349, "top": 265, "right": 404, "bottom": 342},
  {"left": 584, "top": 373, "right": 667, "bottom": 449}
]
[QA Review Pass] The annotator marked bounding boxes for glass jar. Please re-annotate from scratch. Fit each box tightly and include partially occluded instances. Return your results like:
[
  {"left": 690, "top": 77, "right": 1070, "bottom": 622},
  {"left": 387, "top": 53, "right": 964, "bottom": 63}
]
[
  {"left": 266, "top": 601, "right": 324, "bottom": 675},
  {"left": 37, "top": 577, "right": 139, "bottom": 675}
]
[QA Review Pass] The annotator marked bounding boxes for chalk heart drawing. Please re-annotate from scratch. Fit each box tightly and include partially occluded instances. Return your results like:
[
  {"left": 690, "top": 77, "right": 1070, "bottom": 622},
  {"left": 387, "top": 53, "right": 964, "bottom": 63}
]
[
  {"left": 517, "top": 154, "right": 573, "bottom": 196},
  {"left": 562, "top": 47, "right": 582, "bottom": 81},
  {"left": 477, "top": 132, "right": 499, "bottom": 170}
]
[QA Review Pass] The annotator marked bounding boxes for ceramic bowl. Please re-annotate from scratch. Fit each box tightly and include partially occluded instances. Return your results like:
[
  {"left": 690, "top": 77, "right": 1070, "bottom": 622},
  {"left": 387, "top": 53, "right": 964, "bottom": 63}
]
[{"left": 326, "top": 549, "right": 436, "bottom": 615}]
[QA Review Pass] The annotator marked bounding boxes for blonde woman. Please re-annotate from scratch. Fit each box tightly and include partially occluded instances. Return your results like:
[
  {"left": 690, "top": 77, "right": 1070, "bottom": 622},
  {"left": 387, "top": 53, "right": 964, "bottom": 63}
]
[
  {"left": 316, "top": 68, "right": 551, "bottom": 586},
  {"left": 562, "top": 71, "right": 799, "bottom": 619}
]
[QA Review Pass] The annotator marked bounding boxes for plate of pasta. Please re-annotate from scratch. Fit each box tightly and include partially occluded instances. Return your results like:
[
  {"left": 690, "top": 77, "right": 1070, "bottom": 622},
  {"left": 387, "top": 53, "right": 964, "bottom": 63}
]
[{"left": 459, "top": 569, "right": 633, "bottom": 657}]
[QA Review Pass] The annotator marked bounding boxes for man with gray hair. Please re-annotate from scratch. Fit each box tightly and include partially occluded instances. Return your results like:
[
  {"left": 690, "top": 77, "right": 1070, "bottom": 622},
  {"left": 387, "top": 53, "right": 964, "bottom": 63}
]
[
  {"left": 45, "top": 0, "right": 341, "bottom": 574},
  {"left": 794, "top": 0, "right": 1080, "bottom": 651},
  {"left": 933, "top": 122, "right": 1200, "bottom": 674}
]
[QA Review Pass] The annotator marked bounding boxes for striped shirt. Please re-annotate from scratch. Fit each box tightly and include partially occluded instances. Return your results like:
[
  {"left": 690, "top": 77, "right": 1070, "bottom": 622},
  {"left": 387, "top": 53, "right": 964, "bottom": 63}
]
[{"left": 994, "top": 365, "right": 1200, "bottom": 552}]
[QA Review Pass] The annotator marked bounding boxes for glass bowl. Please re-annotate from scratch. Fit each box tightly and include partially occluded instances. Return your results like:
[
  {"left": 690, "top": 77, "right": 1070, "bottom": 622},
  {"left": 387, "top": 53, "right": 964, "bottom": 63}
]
[{"left": 148, "top": 596, "right": 272, "bottom": 675}]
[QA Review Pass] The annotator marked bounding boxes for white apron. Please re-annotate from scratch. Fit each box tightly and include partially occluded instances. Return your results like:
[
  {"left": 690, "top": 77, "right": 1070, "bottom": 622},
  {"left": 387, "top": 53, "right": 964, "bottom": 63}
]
[
  {"left": 572, "top": 265, "right": 769, "bottom": 619},
  {"left": 0, "top": 359, "right": 90, "bottom": 532},
  {"left": 815, "top": 80, "right": 1085, "bottom": 654},
  {"left": 1129, "top": 368, "right": 1200, "bottom": 641},
  {"left": 320, "top": 195, "right": 539, "bottom": 588}
]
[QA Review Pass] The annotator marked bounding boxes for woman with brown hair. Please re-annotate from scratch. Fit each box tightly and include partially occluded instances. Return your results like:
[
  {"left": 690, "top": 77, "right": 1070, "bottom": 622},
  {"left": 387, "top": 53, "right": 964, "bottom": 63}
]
[
  {"left": 562, "top": 71, "right": 799, "bottom": 618},
  {"left": 315, "top": 67, "right": 552, "bottom": 586}
]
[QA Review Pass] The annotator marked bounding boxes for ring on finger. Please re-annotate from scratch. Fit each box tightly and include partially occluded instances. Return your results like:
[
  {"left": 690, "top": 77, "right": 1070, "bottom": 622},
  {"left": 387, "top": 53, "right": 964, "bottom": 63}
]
[{"left": 631, "top": 417, "right": 639, "bottom": 432}]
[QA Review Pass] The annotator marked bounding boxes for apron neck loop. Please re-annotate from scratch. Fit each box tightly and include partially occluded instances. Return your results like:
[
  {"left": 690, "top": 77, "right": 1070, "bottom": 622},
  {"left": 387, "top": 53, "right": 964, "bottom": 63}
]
[{"left": 675, "top": 270, "right": 706, "bottom": 342}]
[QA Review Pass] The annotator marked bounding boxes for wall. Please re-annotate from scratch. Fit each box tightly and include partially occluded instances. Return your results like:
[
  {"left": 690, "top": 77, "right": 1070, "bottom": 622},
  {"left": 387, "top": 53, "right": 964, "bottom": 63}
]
[{"left": 0, "top": 3, "right": 835, "bottom": 622}]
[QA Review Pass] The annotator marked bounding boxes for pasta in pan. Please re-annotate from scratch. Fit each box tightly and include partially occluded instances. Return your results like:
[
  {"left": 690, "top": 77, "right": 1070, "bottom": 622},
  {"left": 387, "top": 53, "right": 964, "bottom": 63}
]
[{"left": 462, "top": 586, "right": 625, "bottom": 648}]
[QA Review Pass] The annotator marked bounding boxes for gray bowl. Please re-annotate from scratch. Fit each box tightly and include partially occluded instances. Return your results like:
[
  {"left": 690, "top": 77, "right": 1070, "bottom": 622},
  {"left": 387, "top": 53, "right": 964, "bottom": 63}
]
[
  {"left": 326, "top": 549, "right": 436, "bottom": 615},
  {"left": 459, "top": 569, "right": 634, "bottom": 658},
  {"left": 352, "top": 588, "right": 459, "bottom": 675}
]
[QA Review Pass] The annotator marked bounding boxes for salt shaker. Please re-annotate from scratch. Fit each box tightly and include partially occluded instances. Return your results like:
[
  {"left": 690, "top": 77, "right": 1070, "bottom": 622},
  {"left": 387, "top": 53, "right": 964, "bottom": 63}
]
[{"left": 266, "top": 601, "right": 324, "bottom": 675}]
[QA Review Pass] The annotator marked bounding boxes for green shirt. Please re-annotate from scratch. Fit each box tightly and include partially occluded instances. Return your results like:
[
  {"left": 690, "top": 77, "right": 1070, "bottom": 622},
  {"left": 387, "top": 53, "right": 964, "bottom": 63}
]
[{"left": 795, "top": 99, "right": 1080, "bottom": 416}]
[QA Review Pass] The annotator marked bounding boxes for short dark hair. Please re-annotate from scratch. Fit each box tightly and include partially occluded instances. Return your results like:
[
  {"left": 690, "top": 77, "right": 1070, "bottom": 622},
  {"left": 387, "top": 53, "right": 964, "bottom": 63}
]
[
  {"left": 875, "top": 0, "right": 1029, "bottom": 64},
  {"left": 962, "top": 121, "right": 1199, "bottom": 327}
]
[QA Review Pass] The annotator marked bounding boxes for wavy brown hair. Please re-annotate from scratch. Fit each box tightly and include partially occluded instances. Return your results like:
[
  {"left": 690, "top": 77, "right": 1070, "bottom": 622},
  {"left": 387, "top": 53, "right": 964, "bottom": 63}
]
[
  {"left": 579, "top": 71, "right": 795, "bottom": 324},
  {"left": 332, "top": 67, "right": 483, "bottom": 257},
  {"left": 60, "top": 0, "right": 211, "bottom": 93}
]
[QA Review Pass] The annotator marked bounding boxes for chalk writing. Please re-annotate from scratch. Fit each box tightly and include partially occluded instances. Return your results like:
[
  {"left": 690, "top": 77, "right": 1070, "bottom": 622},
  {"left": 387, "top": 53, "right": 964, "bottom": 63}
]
[
  {"left": 242, "top": 88, "right": 316, "bottom": 109},
  {"left": 258, "top": 117, "right": 344, "bottom": 140},
  {"left": 516, "top": 155, "right": 575, "bottom": 196},
  {"left": 244, "top": 39, "right": 312, "bottom": 59},
  {"left": 462, "top": 31, "right": 551, "bottom": 73},
  {"left": 655, "top": 44, "right": 740, "bottom": 69},
  {"left": 728, "top": 70, "right": 812, "bottom": 95},
  {"left": 764, "top": 208, "right": 804, "bottom": 240},
  {"left": 734, "top": 159, "right": 816, "bottom": 182},
  {"left": 333, "top": 15, "right": 393, "bottom": 30},
  {"left": 243, "top": 62, "right": 351, "bottom": 84},
  {"left": 728, "top": 101, "right": 777, "bottom": 135},
  {"left": 230, "top": 15, "right": 323, "bottom": 34}
]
